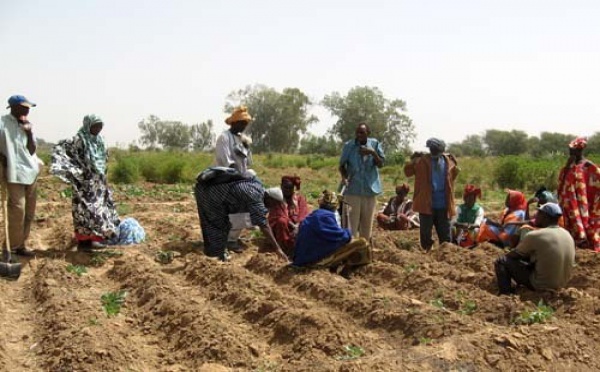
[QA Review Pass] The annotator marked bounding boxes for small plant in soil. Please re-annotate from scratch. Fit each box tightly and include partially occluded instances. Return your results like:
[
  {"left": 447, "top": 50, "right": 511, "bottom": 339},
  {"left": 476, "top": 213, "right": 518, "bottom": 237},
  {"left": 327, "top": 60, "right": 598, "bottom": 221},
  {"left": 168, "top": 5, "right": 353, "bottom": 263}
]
[
  {"left": 403, "top": 263, "right": 419, "bottom": 274},
  {"left": 430, "top": 297, "right": 445, "bottom": 309},
  {"left": 155, "top": 250, "right": 175, "bottom": 264},
  {"left": 88, "top": 317, "right": 100, "bottom": 326},
  {"left": 516, "top": 300, "right": 554, "bottom": 325},
  {"left": 419, "top": 337, "right": 434, "bottom": 345},
  {"left": 335, "top": 344, "right": 365, "bottom": 361},
  {"left": 90, "top": 250, "right": 124, "bottom": 267},
  {"left": 66, "top": 264, "right": 87, "bottom": 276},
  {"left": 101, "top": 290, "right": 128, "bottom": 317},
  {"left": 459, "top": 300, "right": 478, "bottom": 315},
  {"left": 395, "top": 238, "right": 413, "bottom": 251}
]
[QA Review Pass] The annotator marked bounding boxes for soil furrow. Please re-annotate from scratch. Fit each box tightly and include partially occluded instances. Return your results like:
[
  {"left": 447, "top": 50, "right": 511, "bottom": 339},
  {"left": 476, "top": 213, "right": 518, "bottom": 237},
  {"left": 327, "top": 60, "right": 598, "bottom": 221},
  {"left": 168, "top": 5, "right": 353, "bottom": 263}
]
[
  {"left": 180, "top": 253, "right": 388, "bottom": 368},
  {"left": 107, "top": 253, "right": 282, "bottom": 371},
  {"left": 32, "top": 259, "right": 163, "bottom": 371}
]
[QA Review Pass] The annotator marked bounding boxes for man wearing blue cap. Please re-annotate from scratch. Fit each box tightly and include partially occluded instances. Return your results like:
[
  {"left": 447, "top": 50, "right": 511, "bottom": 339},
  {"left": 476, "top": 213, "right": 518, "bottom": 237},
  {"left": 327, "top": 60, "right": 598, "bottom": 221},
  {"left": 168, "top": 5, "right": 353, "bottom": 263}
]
[
  {"left": 0, "top": 95, "right": 40, "bottom": 256},
  {"left": 495, "top": 203, "right": 576, "bottom": 295}
]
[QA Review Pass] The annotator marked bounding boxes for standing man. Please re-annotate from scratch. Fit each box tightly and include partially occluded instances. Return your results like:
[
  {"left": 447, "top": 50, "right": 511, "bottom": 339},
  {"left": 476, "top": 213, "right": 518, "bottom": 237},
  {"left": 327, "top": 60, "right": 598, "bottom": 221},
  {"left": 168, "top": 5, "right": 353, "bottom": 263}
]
[
  {"left": 339, "top": 123, "right": 385, "bottom": 241},
  {"left": 0, "top": 95, "right": 40, "bottom": 256},
  {"left": 557, "top": 137, "right": 600, "bottom": 251},
  {"left": 215, "top": 106, "right": 254, "bottom": 177},
  {"left": 215, "top": 106, "right": 254, "bottom": 252},
  {"left": 494, "top": 203, "right": 575, "bottom": 295},
  {"left": 404, "top": 138, "right": 459, "bottom": 251}
]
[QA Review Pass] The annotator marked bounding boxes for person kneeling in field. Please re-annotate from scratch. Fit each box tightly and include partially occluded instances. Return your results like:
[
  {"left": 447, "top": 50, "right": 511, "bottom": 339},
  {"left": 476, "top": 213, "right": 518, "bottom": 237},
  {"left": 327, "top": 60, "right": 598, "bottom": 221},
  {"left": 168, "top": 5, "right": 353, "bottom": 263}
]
[
  {"left": 451, "top": 184, "right": 484, "bottom": 248},
  {"left": 494, "top": 203, "right": 575, "bottom": 295},
  {"left": 292, "top": 190, "right": 372, "bottom": 277},
  {"left": 376, "top": 183, "right": 419, "bottom": 231},
  {"left": 194, "top": 167, "right": 288, "bottom": 262}
]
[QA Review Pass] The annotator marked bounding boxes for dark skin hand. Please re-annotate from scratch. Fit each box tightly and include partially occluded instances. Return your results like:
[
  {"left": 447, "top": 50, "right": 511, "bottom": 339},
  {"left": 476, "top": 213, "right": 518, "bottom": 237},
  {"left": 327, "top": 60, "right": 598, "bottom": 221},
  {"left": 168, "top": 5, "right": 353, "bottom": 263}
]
[
  {"left": 340, "top": 124, "right": 383, "bottom": 184},
  {"left": 10, "top": 105, "right": 36, "bottom": 155}
]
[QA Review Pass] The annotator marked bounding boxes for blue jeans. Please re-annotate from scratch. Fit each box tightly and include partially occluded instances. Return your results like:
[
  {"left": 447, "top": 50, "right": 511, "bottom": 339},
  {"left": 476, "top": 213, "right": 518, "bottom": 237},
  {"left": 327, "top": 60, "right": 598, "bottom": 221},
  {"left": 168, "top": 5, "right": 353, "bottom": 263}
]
[{"left": 419, "top": 208, "right": 451, "bottom": 250}]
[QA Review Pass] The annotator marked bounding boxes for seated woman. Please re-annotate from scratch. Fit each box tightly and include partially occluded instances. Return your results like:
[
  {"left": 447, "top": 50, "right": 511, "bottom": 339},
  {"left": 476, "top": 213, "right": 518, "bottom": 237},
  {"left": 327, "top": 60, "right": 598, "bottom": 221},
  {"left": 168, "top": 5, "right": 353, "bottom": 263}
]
[
  {"left": 477, "top": 190, "right": 527, "bottom": 248},
  {"left": 451, "top": 184, "right": 485, "bottom": 248},
  {"left": 266, "top": 176, "right": 310, "bottom": 257},
  {"left": 376, "top": 183, "right": 419, "bottom": 230},
  {"left": 511, "top": 187, "right": 563, "bottom": 244},
  {"left": 293, "top": 190, "right": 372, "bottom": 277}
]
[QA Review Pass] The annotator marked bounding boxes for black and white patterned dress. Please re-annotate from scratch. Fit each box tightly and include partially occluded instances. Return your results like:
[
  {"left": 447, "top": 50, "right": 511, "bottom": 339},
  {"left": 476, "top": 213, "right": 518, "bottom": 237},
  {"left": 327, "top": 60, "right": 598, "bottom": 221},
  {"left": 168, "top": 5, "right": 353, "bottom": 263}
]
[{"left": 50, "top": 136, "right": 120, "bottom": 240}]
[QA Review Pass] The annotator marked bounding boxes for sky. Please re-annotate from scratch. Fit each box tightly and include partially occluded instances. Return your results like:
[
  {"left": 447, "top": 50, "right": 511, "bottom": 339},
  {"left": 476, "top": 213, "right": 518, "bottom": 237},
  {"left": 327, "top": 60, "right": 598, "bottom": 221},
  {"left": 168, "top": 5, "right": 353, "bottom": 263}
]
[{"left": 1, "top": 0, "right": 599, "bottom": 151}]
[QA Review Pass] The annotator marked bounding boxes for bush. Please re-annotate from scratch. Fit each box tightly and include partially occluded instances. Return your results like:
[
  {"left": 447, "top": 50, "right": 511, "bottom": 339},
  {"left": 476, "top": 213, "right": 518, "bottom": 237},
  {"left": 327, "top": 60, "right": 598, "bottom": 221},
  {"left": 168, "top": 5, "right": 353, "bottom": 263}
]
[{"left": 111, "top": 157, "right": 140, "bottom": 184}]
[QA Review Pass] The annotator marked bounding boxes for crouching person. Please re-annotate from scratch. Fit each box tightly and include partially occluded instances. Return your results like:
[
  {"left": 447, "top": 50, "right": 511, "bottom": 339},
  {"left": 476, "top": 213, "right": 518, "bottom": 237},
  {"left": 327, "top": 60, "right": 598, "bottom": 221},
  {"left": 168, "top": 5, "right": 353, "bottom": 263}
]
[
  {"left": 194, "top": 167, "right": 288, "bottom": 262},
  {"left": 292, "top": 190, "right": 372, "bottom": 277},
  {"left": 494, "top": 203, "right": 575, "bottom": 295}
]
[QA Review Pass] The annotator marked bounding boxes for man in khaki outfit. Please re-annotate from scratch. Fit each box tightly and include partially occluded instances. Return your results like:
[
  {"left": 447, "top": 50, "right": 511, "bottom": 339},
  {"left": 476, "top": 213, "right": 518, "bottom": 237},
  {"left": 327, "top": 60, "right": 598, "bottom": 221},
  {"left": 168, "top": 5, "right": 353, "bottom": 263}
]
[
  {"left": 495, "top": 203, "right": 575, "bottom": 295},
  {"left": 0, "top": 95, "right": 40, "bottom": 256}
]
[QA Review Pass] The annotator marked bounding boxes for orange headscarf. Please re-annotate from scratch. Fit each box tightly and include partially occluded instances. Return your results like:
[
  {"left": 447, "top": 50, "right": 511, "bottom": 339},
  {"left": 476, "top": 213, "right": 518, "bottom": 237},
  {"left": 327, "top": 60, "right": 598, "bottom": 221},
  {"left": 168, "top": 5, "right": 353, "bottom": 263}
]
[
  {"left": 463, "top": 184, "right": 482, "bottom": 199},
  {"left": 507, "top": 190, "right": 527, "bottom": 211},
  {"left": 225, "top": 106, "right": 252, "bottom": 125}
]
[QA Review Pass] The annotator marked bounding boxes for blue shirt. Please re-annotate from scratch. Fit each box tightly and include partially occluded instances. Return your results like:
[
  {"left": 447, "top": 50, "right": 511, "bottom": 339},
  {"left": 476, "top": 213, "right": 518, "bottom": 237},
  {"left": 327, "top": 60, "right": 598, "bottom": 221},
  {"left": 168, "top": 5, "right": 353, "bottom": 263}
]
[
  {"left": 293, "top": 209, "right": 352, "bottom": 266},
  {"left": 339, "top": 138, "right": 385, "bottom": 196},
  {"left": 431, "top": 156, "right": 447, "bottom": 209}
]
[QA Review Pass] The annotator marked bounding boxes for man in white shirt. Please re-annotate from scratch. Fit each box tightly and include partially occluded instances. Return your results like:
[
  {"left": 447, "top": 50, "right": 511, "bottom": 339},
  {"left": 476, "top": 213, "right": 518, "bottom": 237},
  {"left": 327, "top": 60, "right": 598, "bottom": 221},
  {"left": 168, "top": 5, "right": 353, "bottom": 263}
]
[{"left": 0, "top": 95, "right": 39, "bottom": 257}]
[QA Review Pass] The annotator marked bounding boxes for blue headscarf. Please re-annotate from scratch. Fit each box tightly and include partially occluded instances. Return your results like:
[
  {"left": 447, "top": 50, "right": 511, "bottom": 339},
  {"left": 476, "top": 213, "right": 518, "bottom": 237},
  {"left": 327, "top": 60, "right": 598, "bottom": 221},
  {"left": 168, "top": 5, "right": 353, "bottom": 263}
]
[{"left": 78, "top": 114, "right": 107, "bottom": 174}]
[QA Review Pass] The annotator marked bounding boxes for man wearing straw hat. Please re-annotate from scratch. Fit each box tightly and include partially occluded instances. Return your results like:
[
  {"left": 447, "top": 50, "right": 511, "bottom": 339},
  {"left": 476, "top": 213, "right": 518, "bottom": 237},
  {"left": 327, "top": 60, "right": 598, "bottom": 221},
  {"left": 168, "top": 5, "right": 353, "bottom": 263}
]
[{"left": 0, "top": 95, "right": 40, "bottom": 257}]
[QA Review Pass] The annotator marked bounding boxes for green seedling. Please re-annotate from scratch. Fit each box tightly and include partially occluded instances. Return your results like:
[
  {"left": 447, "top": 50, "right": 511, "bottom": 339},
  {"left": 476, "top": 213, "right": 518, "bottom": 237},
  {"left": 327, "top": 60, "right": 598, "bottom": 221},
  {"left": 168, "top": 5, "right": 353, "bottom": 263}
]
[
  {"left": 90, "top": 250, "right": 124, "bottom": 267},
  {"left": 335, "top": 344, "right": 365, "bottom": 361},
  {"left": 88, "top": 317, "right": 100, "bottom": 326},
  {"left": 60, "top": 188, "right": 73, "bottom": 198},
  {"left": 250, "top": 229, "right": 263, "bottom": 239},
  {"left": 430, "top": 297, "right": 445, "bottom": 309},
  {"left": 459, "top": 300, "right": 478, "bottom": 315},
  {"left": 66, "top": 264, "right": 88, "bottom": 276},
  {"left": 155, "top": 250, "right": 175, "bottom": 264},
  {"left": 101, "top": 290, "right": 128, "bottom": 317},
  {"left": 403, "top": 263, "right": 419, "bottom": 274},
  {"left": 419, "top": 337, "right": 434, "bottom": 345},
  {"left": 516, "top": 300, "right": 554, "bottom": 324}
]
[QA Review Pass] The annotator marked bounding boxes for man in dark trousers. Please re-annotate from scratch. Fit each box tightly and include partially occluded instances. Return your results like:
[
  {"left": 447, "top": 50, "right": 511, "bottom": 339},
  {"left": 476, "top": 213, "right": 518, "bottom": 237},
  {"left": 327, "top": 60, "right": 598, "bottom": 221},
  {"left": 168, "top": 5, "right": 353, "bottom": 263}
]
[{"left": 404, "top": 138, "right": 459, "bottom": 251}]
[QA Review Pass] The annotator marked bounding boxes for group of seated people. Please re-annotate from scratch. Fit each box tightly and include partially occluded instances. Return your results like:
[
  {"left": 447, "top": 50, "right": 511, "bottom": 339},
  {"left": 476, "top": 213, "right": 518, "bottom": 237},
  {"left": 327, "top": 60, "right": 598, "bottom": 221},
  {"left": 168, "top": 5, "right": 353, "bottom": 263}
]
[{"left": 373, "top": 181, "right": 563, "bottom": 250}]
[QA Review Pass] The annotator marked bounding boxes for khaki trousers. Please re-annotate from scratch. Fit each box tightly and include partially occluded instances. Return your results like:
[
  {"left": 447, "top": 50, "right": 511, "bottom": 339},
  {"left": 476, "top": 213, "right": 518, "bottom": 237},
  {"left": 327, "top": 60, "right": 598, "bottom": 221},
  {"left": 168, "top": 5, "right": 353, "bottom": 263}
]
[
  {"left": 344, "top": 194, "right": 377, "bottom": 240},
  {"left": 6, "top": 181, "right": 37, "bottom": 250}
]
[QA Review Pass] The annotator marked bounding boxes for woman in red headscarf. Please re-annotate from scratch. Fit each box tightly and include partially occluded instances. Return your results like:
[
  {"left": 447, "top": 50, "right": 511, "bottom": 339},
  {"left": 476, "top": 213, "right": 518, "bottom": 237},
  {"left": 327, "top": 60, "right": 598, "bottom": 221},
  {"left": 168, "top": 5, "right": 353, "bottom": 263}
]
[
  {"left": 451, "top": 184, "right": 485, "bottom": 247},
  {"left": 558, "top": 137, "right": 600, "bottom": 251},
  {"left": 477, "top": 190, "right": 527, "bottom": 248},
  {"left": 376, "top": 183, "right": 419, "bottom": 230},
  {"left": 267, "top": 175, "right": 310, "bottom": 257}
]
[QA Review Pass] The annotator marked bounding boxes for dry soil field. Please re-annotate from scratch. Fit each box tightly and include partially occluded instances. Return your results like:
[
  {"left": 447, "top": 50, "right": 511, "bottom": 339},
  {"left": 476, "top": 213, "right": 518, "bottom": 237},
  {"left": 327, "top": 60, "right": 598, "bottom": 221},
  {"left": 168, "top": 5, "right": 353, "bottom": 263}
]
[{"left": 1, "top": 177, "right": 600, "bottom": 372}]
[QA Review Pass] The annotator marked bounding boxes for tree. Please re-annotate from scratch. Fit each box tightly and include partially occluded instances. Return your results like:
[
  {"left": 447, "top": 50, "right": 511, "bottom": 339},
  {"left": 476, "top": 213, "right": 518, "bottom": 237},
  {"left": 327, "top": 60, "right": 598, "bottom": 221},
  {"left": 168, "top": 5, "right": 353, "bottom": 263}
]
[
  {"left": 483, "top": 129, "right": 529, "bottom": 156},
  {"left": 137, "top": 115, "right": 162, "bottom": 149},
  {"left": 298, "top": 134, "right": 341, "bottom": 156},
  {"left": 224, "top": 85, "right": 318, "bottom": 153},
  {"left": 447, "top": 134, "right": 486, "bottom": 157},
  {"left": 137, "top": 115, "right": 201, "bottom": 150},
  {"left": 191, "top": 120, "right": 215, "bottom": 151},
  {"left": 321, "top": 86, "right": 415, "bottom": 152},
  {"left": 529, "top": 132, "right": 574, "bottom": 157}
]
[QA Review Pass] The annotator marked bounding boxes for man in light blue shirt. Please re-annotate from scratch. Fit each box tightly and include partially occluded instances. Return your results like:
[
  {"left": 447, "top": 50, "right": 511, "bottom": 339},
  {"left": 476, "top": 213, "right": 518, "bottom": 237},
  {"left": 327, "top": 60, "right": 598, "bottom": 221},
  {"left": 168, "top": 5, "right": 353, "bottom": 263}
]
[
  {"left": 339, "top": 123, "right": 385, "bottom": 241},
  {"left": 0, "top": 95, "right": 40, "bottom": 257}
]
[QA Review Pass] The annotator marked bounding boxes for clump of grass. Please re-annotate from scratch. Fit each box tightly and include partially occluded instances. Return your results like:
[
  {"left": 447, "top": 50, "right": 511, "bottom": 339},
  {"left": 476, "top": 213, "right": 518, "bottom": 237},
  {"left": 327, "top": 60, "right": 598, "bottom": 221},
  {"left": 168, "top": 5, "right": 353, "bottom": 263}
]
[
  {"left": 155, "top": 250, "right": 175, "bottom": 264},
  {"left": 516, "top": 300, "right": 554, "bottom": 324},
  {"left": 66, "top": 264, "right": 87, "bottom": 276},
  {"left": 101, "top": 290, "right": 128, "bottom": 317},
  {"left": 335, "top": 344, "right": 365, "bottom": 361}
]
